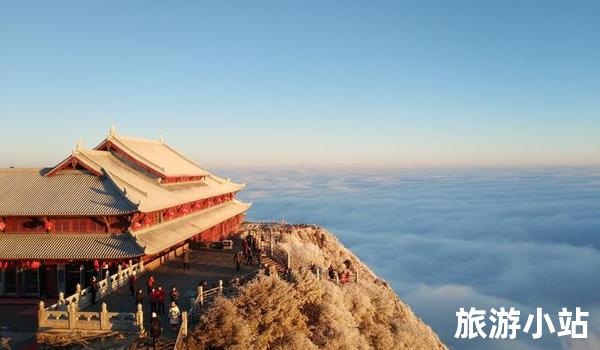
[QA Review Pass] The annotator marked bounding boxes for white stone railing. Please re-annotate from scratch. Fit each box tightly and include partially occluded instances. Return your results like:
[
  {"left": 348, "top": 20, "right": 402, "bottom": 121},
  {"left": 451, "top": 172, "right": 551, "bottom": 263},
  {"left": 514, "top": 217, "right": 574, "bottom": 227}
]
[
  {"left": 256, "top": 229, "right": 290, "bottom": 270},
  {"left": 253, "top": 225, "right": 358, "bottom": 284},
  {"left": 188, "top": 280, "right": 223, "bottom": 318},
  {"left": 271, "top": 246, "right": 291, "bottom": 270},
  {"left": 38, "top": 301, "right": 143, "bottom": 333},
  {"left": 45, "top": 259, "right": 145, "bottom": 312},
  {"left": 173, "top": 282, "right": 224, "bottom": 350}
]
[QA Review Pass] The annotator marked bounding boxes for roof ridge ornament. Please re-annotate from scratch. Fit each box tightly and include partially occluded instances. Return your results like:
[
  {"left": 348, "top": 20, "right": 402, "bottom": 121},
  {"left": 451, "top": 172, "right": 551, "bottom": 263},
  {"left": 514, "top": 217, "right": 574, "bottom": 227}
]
[
  {"left": 75, "top": 138, "right": 83, "bottom": 153},
  {"left": 109, "top": 125, "right": 116, "bottom": 137},
  {"left": 160, "top": 131, "right": 164, "bottom": 144}
]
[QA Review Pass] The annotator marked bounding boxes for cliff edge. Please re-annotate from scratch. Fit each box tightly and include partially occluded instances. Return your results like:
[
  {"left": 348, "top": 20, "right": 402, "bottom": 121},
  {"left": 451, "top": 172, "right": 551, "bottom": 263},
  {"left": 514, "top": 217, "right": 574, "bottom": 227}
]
[{"left": 186, "top": 223, "right": 447, "bottom": 350}]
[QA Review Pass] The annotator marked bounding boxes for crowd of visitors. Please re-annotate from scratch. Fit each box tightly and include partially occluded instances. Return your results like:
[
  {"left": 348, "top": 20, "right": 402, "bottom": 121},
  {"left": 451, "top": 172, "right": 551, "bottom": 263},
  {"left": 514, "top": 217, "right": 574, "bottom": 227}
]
[
  {"left": 315, "top": 259, "right": 355, "bottom": 284},
  {"left": 87, "top": 237, "right": 267, "bottom": 346},
  {"left": 239, "top": 233, "right": 262, "bottom": 266},
  {"left": 131, "top": 274, "right": 184, "bottom": 336}
]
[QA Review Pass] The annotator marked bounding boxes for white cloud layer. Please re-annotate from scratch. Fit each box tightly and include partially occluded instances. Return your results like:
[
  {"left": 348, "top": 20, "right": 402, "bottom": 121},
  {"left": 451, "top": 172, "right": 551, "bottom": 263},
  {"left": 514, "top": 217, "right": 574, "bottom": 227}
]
[{"left": 222, "top": 166, "right": 600, "bottom": 350}]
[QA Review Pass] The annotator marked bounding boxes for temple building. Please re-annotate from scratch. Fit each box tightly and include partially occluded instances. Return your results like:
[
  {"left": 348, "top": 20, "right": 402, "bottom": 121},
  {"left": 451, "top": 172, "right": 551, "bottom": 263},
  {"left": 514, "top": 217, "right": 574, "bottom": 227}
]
[{"left": 0, "top": 128, "right": 250, "bottom": 298}]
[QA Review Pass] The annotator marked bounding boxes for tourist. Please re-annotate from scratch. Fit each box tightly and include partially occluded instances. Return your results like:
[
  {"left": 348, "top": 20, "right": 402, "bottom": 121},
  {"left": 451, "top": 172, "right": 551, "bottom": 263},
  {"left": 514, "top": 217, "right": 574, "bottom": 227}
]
[
  {"left": 157, "top": 286, "right": 165, "bottom": 315},
  {"left": 233, "top": 250, "right": 243, "bottom": 271},
  {"left": 90, "top": 276, "right": 98, "bottom": 305},
  {"left": 150, "top": 312, "right": 162, "bottom": 350},
  {"left": 246, "top": 248, "right": 253, "bottom": 265},
  {"left": 168, "top": 301, "right": 181, "bottom": 331},
  {"left": 246, "top": 234, "right": 255, "bottom": 258},
  {"left": 135, "top": 288, "right": 144, "bottom": 308},
  {"left": 129, "top": 271, "right": 137, "bottom": 296},
  {"left": 242, "top": 239, "right": 249, "bottom": 260},
  {"left": 285, "top": 267, "right": 294, "bottom": 281},
  {"left": 256, "top": 245, "right": 262, "bottom": 265},
  {"left": 311, "top": 264, "right": 322, "bottom": 278},
  {"left": 147, "top": 275, "right": 155, "bottom": 295},
  {"left": 150, "top": 287, "right": 158, "bottom": 314},
  {"left": 328, "top": 265, "right": 336, "bottom": 280},
  {"left": 170, "top": 286, "right": 180, "bottom": 305},
  {"left": 341, "top": 259, "right": 353, "bottom": 284},
  {"left": 183, "top": 249, "right": 190, "bottom": 269},
  {"left": 198, "top": 279, "right": 207, "bottom": 289}
]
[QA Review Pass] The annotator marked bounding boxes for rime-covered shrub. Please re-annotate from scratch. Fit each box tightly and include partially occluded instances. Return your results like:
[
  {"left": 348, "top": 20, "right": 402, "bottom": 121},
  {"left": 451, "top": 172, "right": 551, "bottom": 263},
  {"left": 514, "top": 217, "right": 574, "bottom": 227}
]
[{"left": 186, "top": 224, "right": 447, "bottom": 350}]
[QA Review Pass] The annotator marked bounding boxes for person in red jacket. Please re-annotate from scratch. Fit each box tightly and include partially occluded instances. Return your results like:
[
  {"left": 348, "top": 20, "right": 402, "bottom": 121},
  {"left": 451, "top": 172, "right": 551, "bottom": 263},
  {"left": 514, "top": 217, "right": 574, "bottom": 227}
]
[
  {"left": 129, "top": 271, "right": 137, "bottom": 296},
  {"left": 156, "top": 285, "right": 166, "bottom": 315},
  {"left": 147, "top": 275, "right": 155, "bottom": 295}
]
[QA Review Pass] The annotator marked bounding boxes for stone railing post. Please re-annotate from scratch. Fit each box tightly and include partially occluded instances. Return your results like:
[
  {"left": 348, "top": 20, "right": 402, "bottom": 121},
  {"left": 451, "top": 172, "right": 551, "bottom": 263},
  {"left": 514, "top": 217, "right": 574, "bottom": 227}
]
[
  {"left": 105, "top": 271, "right": 111, "bottom": 293},
  {"left": 199, "top": 286, "right": 204, "bottom": 306},
  {"left": 270, "top": 234, "right": 274, "bottom": 257},
  {"left": 181, "top": 311, "right": 188, "bottom": 337},
  {"left": 286, "top": 249, "right": 291, "bottom": 269},
  {"left": 67, "top": 302, "right": 77, "bottom": 329},
  {"left": 100, "top": 303, "right": 109, "bottom": 330},
  {"left": 38, "top": 301, "right": 46, "bottom": 328},
  {"left": 316, "top": 269, "right": 321, "bottom": 280},
  {"left": 136, "top": 303, "right": 144, "bottom": 333},
  {"left": 218, "top": 280, "right": 223, "bottom": 295},
  {"left": 139, "top": 259, "right": 145, "bottom": 272},
  {"left": 117, "top": 264, "right": 123, "bottom": 280},
  {"left": 335, "top": 274, "right": 340, "bottom": 285},
  {"left": 75, "top": 283, "right": 82, "bottom": 306}
]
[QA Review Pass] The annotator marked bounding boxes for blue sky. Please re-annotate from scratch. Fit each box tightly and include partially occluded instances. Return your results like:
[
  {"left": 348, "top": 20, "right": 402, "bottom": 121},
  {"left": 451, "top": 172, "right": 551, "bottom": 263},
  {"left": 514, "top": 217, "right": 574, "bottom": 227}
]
[{"left": 1, "top": 0, "right": 599, "bottom": 168}]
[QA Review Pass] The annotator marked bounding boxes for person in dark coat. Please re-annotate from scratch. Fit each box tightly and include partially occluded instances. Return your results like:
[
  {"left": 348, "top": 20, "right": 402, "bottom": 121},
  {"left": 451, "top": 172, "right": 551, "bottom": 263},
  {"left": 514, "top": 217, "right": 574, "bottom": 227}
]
[
  {"left": 157, "top": 286, "right": 166, "bottom": 315},
  {"left": 170, "top": 286, "right": 180, "bottom": 305},
  {"left": 233, "top": 250, "right": 243, "bottom": 271},
  {"left": 183, "top": 249, "right": 190, "bottom": 269},
  {"left": 135, "top": 288, "right": 144, "bottom": 308},
  {"left": 150, "top": 312, "right": 162, "bottom": 349},
  {"left": 150, "top": 287, "right": 158, "bottom": 314},
  {"left": 90, "top": 276, "right": 98, "bottom": 305},
  {"left": 129, "top": 271, "right": 137, "bottom": 296},
  {"left": 256, "top": 245, "right": 262, "bottom": 265},
  {"left": 242, "top": 239, "right": 250, "bottom": 261},
  {"left": 246, "top": 247, "right": 253, "bottom": 265},
  {"left": 328, "top": 265, "right": 336, "bottom": 280}
]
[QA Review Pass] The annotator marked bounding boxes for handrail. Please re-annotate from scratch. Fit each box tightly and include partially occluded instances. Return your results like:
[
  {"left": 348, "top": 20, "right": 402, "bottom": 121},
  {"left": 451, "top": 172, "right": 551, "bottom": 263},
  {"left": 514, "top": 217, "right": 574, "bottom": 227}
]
[
  {"left": 38, "top": 301, "right": 143, "bottom": 333},
  {"left": 45, "top": 259, "right": 145, "bottom": 311}
]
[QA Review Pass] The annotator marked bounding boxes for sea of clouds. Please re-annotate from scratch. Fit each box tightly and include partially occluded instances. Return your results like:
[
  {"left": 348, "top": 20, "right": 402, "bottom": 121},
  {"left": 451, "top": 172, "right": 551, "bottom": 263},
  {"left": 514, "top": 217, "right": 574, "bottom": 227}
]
[{"left": 220, "top": 166, "right": 600, "bottom": 350}]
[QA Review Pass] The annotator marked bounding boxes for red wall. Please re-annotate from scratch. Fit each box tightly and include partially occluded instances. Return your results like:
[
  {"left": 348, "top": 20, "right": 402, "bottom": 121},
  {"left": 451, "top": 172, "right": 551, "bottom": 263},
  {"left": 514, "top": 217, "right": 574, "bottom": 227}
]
[
  {"left": 194, "top": 213, "right": 245, "bottom": 243},
  {"left": 130, "top": 192, "right": 237, "bottom": 231},
  {"left": 2, "top": 216, "right": 128, "bottom": 234},
  {"left": 2, "top": 193, "right": 239, "bottom": 234}
]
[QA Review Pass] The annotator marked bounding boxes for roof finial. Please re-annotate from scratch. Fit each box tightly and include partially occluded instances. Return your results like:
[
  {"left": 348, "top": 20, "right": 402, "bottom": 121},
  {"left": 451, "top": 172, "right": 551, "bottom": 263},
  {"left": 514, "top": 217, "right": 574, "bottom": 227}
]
[
  {"left": 109, "top": 125, "right": 116, "bottom": 137},
  {"left": 75, "top": 139, "right": 83, "bottom": 152},
  {"left": 160, "top": 131, "right": 164, "bottom": 143}
]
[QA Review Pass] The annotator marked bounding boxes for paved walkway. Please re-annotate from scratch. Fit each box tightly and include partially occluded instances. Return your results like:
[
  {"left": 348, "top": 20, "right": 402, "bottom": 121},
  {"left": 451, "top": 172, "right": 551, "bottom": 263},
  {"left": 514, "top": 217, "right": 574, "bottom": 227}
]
[
  {"left": 0, "top": 237, "right": 260, "bottom": 349},
  {"left": 0, "top": 304, "right": 39, "bottom": 349},
  {"left": 84, "top": 240, "right": 260, "bottom": 341}
]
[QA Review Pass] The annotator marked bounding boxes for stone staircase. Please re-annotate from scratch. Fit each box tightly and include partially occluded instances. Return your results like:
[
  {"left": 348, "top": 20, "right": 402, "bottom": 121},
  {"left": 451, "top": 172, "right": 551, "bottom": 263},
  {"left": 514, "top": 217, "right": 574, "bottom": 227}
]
[{"left": 261, "top": 254, "right": 287, "bottom": 274}]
